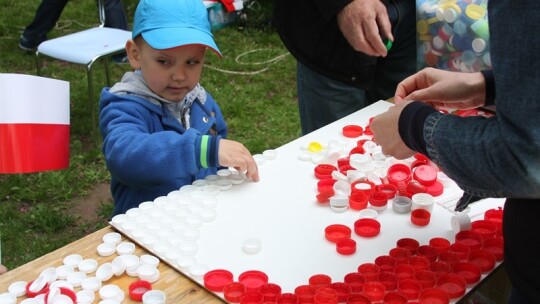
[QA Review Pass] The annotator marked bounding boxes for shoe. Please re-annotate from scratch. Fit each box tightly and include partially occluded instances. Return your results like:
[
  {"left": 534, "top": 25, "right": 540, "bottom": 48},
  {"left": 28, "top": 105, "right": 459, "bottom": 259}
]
[{"left": 18, "top": 35, "right": 39, "bottom": 52}]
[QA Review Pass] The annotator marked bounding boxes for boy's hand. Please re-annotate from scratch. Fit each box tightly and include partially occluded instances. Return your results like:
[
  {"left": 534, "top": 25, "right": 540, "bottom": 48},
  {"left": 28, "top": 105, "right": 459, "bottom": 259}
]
[{"left": 218, "top": 139, "right": 260, "bottom": 182}]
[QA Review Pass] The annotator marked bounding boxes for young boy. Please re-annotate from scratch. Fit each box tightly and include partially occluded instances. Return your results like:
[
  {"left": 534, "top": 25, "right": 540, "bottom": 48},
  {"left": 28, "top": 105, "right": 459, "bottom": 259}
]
[{"left": 99, "top": 0, "right": 260, "bottom": 216}]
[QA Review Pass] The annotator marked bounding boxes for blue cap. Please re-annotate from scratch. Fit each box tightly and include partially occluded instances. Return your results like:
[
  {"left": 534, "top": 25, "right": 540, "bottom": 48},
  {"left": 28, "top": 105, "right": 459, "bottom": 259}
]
[{"left": 132, "top": 0, "right": 221, "bottom": 56}]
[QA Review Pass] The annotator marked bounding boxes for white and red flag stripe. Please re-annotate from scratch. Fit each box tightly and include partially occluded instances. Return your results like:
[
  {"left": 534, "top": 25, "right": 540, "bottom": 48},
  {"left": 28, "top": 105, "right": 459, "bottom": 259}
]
[{"left": 0, "top": 73, "right": 70, "bottom": 174}]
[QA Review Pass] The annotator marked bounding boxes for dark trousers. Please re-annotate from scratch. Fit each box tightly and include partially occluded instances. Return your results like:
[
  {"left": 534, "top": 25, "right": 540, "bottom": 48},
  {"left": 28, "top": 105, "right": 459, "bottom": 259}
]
[{"left": 22, "top": 0, "right": 128, "bottom": 46}]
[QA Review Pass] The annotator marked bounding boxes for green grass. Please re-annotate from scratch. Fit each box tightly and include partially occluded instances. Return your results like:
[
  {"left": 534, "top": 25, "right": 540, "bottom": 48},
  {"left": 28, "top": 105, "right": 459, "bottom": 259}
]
[{"left": 0, "top": 0, "right": 299, "bottom": 270}]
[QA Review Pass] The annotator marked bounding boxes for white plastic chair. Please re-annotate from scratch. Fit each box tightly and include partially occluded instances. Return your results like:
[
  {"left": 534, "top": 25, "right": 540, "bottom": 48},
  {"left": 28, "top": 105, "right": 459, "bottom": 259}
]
[{"left": 35, "top": 0, "right": 131, "bottom": 132}]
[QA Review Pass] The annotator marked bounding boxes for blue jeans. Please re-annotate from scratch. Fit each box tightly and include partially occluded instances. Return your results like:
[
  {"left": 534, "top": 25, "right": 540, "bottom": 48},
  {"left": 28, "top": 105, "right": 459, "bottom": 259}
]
[
  {"left": 22, "top": 0, "right": 128, "bottom": 46},
  {"left": 296, "top": 0, "right": 416, "bottom": 135}
]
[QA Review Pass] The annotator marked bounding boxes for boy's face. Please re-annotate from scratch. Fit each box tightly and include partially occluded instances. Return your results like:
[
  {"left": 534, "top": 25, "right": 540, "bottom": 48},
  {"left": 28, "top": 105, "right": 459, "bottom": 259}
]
[{"left": 126, "top": 38, "right": 206, "bottom": 102}]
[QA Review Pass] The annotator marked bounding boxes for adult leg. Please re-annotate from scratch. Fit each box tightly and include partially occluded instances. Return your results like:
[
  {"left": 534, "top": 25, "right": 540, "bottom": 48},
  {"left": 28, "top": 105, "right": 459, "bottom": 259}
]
[
  {"left": 366, "top": 0, "right": 416, "bottom": 102},
  {"left": 103, "top": 0, "right": 129, "bottom": 30},
  {"left": 20, "top": 0, "right": 69, "bottom": 49},
  {"left": 296, "top": 61, "right": 367, "bottom": 135}
]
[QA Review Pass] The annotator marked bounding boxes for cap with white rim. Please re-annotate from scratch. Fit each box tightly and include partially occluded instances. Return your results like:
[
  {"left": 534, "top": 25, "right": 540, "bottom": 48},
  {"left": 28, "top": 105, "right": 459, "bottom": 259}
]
[
  {"left": 140, "top": 254, "right": 160, "bottom": 267},
  {"left": 62, "top": 254, "right": 83, "bottom": 268},
  {"left": 99, "top": 284, "right": 124, "bottom": 302},
  {"left": 8, "top": 281, "right": 27, "bottom": 297},
  {"left": 81, "top": 277, "right": 102, "bottom": 292},
  {"left": 78, "top": 259, "right": 98, "bottom": 274},
  {"left": 111, "top": 256, "right": 126, "bottom": 276},
  {"left": 102, "top": 232, "right": 121, "bottom": 244},
  {"left": 66, "top": 271, "right": 86, "bottom": 288},
  {"left": 76, "top": 289, "right": 95, "bottom": 303},
  {"left": 142, "top": 290, "right": 166, "bottom": 304},
  {"left": 96, "top": 262, "right": 114, "bottom": 282},
  {"left": 137, "top": 264, "right": 160, "bottom": 283},
  {"left": 116, "top": 241, "right": 136, "bottom": 255},
  {"left": 243, "top": 238, "right": 262, "bottom": 254},
  {"left": 0, "top": 293, "right": 16, "bottom": 304},
  {"left": 97, "top": 242, "right": 116, "bottom": 257},
  {"left": 358, "top": 209, "right": 378, "bottom": 219}
]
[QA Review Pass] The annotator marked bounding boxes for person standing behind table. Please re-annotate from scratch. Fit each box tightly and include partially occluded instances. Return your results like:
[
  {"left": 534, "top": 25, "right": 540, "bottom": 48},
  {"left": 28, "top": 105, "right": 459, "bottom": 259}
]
[
  {"left": 370, "top": 1, "right": 540, "bottom": 303},
  {"left": 99, "top": 0, "right": 260, "bottom": 216},
  {"left": 19, "top": 0, "right": 129, "bottom": 62},
  {"left": 273, "top": 0, "right": 416, "bottom": 135}
]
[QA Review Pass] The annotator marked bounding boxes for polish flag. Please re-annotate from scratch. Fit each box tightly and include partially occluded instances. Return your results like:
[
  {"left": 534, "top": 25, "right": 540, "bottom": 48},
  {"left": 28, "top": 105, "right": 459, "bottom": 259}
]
[{"left": 0, "top": 73, "right": 70, "bottom": 174}]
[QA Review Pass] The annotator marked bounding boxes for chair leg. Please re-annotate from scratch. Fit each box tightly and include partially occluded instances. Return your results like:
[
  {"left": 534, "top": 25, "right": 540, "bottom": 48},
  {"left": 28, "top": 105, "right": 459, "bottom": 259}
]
[
  {"left": 103, "top": 57, "right": 112, "bottom": 87},
  {"left": 35, "top": 52, "right": 42, "bottom": 76},
  {"left": 87, "top": 65, "right": 98, "bottom": 136}
]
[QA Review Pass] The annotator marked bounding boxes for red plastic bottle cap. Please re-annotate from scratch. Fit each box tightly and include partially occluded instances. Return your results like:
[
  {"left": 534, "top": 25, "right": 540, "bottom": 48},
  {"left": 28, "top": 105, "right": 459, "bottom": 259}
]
[
  {"left": 324, "top": 224, "right": 352, "bottom": 243},
  {"left": 414, "top": 270, "right": 437, "bottom": 289},
  {"left": 436, "top": 273, "right": 467, "bottom": 299},
  {"left": 384, "top": 291, "right": 408, "bottom": 304},
  {"left": 438, "top": 251, "right": 461, "bottom": 266},
  {"left": 396, "top": 238, "right": 420, "bottom": 255},
  {"left": 377, "top": 271, "right": 398, "bottom": 291},
  {"left": 419, "top": 287, "right": 450, "bottom": 304},
  {"left": 362, "top": 281, "right": 386, "bottom": 302},
  {"left": 452, "top": 261, "right": 481, "bottom": 284},
  {"left": 407, "top": 180, "right": 428, "bottom": 195},
  {"left": 238, "top": 270, "right": 269, "bottom": 292},
  {"left": 357, "top": 263, "right": 380, "bottom": 281},
  {"left": 25, "top": 280, "right": 50, "bottom": 298},
  {"left": 276, "top": 293, "right": 298, "bottom": 304},
  {"left": 354, "top": 218, "right": 381, "bottom": 237},
  {"left": 309, "top": 274, "right": 332, "bottom": 287},
  {"left": 411, "top": 209, "right": 431, "bottom": 226},
  {"left": 429, "top": 237, "right": 451, "bottom": 254},
  {"left": 314, "top": 164, "right": 337, "bottom": 179},
  {"left": 349, "top": 192, "right": 369, "bottom": 210},
  {"left": 483, "top": 237, "right": 504, "bottom": 261},
  {"left": 408, "top": 256, "right": 431, "bottom": 272},
  {"left": 429, "top": 261, "right": 452, "bottom": 278},
  {"left": 328, "top": 282, "right": 351, "bottom": 302},
  {"left": 389, "top": 247, "right": 411, "bottom": 264},
  {"left": 426, "top": 181, "right": 444, "bottom": 196},
  {"left": 314, "top": 287, "right": 338, "bottom": 303},
  {"left": 203, "top": 269, "right": 234, "bottom": 292},
  {"left": 471, "top": 220, "right": 498, "bottom": 240},
  {"left": 343, "top": 125, "right": 363, "bottom": 138},
  {"left": 467, "top": 249, "right": 496, "bottom": 273},
  {"left": 449, "top": 243, "right": 471, "bottom": 261},
  {"left": 351, "top": 180, "right": 376, "bottom": 196},
  {"left": 413, "top": 164, "right": 437, "bottom": 186},
  {"left": 259, "top": 283, "right": 282, "bottom": 302},
  {"left": 344, "top": 272, "right": 366, "bottom": 292},
  {"left": 377, "top": 183, "right": 398, "bottom": 199},
  {"left": 316, "top": 188, "right": 335, "bottom": 203},
  {"left": 240, "top": 292, "right": 263, "bottom": 303},
  {"left": 398, "top": 278, "right": 422, "bottom": 300},
  {"left": 317, "top": 178, "right": 337, "bottom": 193},
  {"left": 484, "top": 207, "right": 504, "bottom": 232},
  {"left": 223, "top": 282, "right": 246, "bottom": 303},
  {"left": 394, "top": 264, "right": 415, "bottom": 281},
  {"left": 294, "top": 285, "right": 316, "bottom": 301},
  {"left": 128, "top": 280, "right": 153, "bottom": 301},
  {"left": 417, "top": 245, "right": 438, "bottom": 263},
  {"left": 336, "top": 238, "right": 356, "bottom": 255},
  {"left": 455, "top": 230, "right": 483, "bottom": 250},
  {"left": 369, "top": 191, "right": 388, "bottom": 207},
  {"left": 346, "top": 294, "right": 371, "bottom": 304},
  {"left": 374, "top": 255, "right": 396, "bottom": 272},
  {"left": 387, "top": 164, "right": 412, "bottom": 185}
]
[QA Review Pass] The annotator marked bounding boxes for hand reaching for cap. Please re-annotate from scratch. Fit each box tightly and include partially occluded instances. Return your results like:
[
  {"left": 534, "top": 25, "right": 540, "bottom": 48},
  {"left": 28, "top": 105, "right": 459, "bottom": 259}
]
[
  {"left": 0, "top": 264, "right": 7, "bottom": 275},
  {"left": 394, "top": 68, "right": 487, "bottom": 110},
  {"left": 218, "top": 139, "right": 260, "bottom": 182},
  {"left": 337, "top": 0, "right": 393, "bottom": 57}
]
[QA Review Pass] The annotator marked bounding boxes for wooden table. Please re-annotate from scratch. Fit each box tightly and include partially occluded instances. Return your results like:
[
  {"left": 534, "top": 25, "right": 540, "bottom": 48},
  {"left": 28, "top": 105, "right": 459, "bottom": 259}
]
[{"left": 0, "top": 226, "right": 224, "bottom": 303}]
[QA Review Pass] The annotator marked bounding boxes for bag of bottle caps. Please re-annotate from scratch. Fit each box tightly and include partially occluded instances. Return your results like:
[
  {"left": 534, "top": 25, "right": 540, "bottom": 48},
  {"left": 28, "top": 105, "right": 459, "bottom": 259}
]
[{"left": 416, "top": 0, "right": 490, "bottom": 72}]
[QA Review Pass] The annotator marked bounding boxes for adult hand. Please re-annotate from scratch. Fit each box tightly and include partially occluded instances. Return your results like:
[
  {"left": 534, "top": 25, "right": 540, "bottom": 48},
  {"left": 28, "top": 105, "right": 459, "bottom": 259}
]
[
  {"left": 395, "top": 68, "right": 486, "bottom": 110},
  {"left": 218, "top": 139, "right": 260, "bottom": 182},
  {"left": 371, "top": 100, "right": 416, "bottom": 159},
  {"left": 337, "top": 0, "right": 393, "bottom": 57},
  {"left": 0, "top": 264, "right": 7, "bottom": 275}
]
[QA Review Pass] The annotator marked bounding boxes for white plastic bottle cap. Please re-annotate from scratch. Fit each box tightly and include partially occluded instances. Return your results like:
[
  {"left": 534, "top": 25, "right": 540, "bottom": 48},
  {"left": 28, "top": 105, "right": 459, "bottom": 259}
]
[
  {"left": 56, "top": 264, "right": 75, "bottom": 280},
  {"left": 29, "top": 274, "right": 48, "bottom": 293},
  {"left": 62, "top": 254, "right": 83, "bottom": 268},
  {"left": 176, "top": 256, "right": 197, "bottom": 272},
  {"left": 76, "top": 289, "right": 96, "bottom": 303},
  {"left": 253, "top": 154, "right": 266, "bottom": 165},
  {"left": 137, "top": 264, "right": 160, "bottom": 283},
  {"left": 98, "top": 300, "right": 121, "bottom": 304},
  {"left": 78, "top": 259, "right": 98, "bottom": 274},
  {"left": 138, "top": 201, "right": 156, "bottom": 210},
  {"left": 451, "top": 212, "right": 472, "bottom": 233},
  {"left": 263, "top": 149, "right": 277, "bottom": 160},
  {"left": 216, "top": 179, "right": 233, "bottom": 191},
  {"left": 329, "top": 195, "right": 349, "bottom": 208},
  {"left": 96, "top": 262, "right": 114, "bottom": 282},
  {"left": 217, "top": 168, "right": 232, "bottom": 178},
  {"left": 199, "top": 209, "right": 217, "bottom": 222},
  {"left": 358, "top": 209, "right": 378, "bottom": 219},
  {"left": 39, "top": 267, "right": 58, "bottom": 284},
  {"left": 20, "top": 298, "right": 39, "bottom": 304},
  {"left": 188, "top": 264, "right": 209, "bottom": 282},
  {"left": 8, "top": 281, "right": 27, "bottom": 297},
  {"left": 116, "top": 241, "right": 136, "bottom": 255},
  {"left": 142, "top": 290, "right": 166, "bottom": 304},
  {"left": 0, "top": 293, "right": 16, "bottom": 304},
  {"left": 121, "top": 254, "right": 140, "bottom": 271},
  {"left": 66, "top": 271, "right": 86, "bottom": 288},
  {"left": 229, "top": 172, "right": 246, "bottom": 184},
  {"left": 102, "top": 232, "right": 121, "bottom": 245},
  {"left": 97, "top": 242, "right": 116, "bottom": 257},
  {"left": 49, "top": 280, "right": 74, "bottom": 291},
  {"left": 178, "top": 242, "right": 199, "bottom": 256},
  {"left": 333, "top": 180, "right": 351, "bottom": 197},
  {"left": 81, "top": 277, "right": 102, "bottom": 292},
  {"left": 110, "top": 213, "right": 128, "bottom": 226},
  {"left": 243, "top": 238, "right": 262, "bottom": 254},
  {"left": 111, "top": 256, "right": 126, "bottom": 277},
  {"left": 205, "top": 174, "right": 221, "bottom": 183},
  {"left": 411, "top": 193, "right": 435, "bottom": 212},
  {"left": 99, "top": 284, "right": 123, "bottom": 300},
  {"left": 192, "top": 179, "right": 208, "bottom": 187}
]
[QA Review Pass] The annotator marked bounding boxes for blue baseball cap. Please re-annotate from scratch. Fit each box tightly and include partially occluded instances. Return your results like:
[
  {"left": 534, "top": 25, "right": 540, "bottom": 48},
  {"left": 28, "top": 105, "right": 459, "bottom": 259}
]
[{"left": 132, "top": 0, "right": 222, "bottom": 56}]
